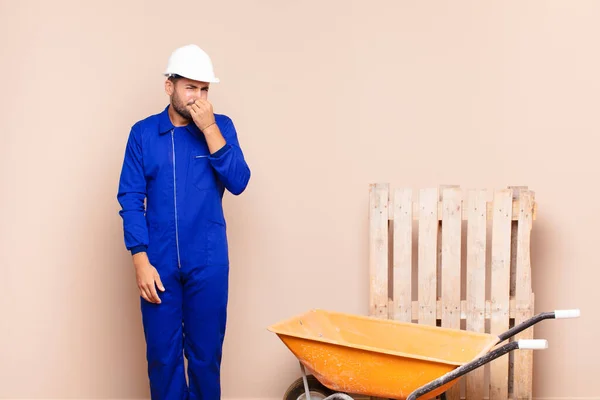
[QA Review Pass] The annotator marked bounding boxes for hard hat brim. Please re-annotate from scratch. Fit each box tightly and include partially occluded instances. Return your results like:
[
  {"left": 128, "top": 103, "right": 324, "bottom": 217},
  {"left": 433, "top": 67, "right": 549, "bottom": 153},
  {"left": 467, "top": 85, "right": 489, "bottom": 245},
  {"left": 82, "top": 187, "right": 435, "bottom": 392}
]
[{"left": 164, "top": 72, "right": 220, "bottom": 83}]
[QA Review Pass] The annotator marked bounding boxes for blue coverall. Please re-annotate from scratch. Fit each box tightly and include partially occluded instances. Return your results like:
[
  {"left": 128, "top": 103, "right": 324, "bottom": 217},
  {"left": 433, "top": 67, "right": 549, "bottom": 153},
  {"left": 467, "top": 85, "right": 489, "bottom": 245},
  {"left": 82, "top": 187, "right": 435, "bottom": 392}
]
[{"left": 117, "top": 105, "right": 251, "bottom": 400}]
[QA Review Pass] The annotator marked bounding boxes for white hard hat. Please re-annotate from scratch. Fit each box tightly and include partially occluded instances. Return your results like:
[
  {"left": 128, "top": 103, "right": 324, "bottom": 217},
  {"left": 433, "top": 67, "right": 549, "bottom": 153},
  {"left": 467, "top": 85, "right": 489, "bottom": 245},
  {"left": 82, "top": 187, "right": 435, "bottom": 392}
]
[{"left": 164, "top": 44, "right": 220, "bottom": 83}]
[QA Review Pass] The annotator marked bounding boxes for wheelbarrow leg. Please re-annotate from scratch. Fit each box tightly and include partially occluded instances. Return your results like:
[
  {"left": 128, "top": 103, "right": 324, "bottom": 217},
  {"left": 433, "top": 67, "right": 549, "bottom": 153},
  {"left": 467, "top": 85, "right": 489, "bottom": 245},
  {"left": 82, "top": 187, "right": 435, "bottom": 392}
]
[
  {"left": 298, "top": 362, "right": 354, "bottom": 399},
  {"left": 299, "top": 362, "right": 312, "bottom": 400}
]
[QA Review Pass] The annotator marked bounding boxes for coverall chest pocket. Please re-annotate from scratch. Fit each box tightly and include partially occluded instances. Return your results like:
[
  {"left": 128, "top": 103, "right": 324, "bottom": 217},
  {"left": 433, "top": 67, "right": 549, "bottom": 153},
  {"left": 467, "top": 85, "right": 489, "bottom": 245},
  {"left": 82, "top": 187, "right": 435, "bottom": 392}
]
[{"left": 192, "top": 155, "right": 214, "bottom": 190}]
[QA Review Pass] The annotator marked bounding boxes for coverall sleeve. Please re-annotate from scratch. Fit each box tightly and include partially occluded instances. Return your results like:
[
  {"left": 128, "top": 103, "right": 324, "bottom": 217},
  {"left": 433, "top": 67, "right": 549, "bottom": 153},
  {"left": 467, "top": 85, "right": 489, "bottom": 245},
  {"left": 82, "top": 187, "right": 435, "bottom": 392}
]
[
  {"left": 117, "top": 126, "right": 149, "bottom": 254},
  {"left": 208, "top": 117, "right": 251, "bottom": 195}
]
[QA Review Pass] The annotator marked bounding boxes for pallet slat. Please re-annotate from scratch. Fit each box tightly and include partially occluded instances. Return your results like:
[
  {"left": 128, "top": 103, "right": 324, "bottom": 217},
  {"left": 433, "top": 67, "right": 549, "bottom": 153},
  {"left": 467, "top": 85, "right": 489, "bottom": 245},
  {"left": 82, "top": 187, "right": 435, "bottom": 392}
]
[
  {"left": 407, "top": 298, "right": 521, "bottom": 321},
  {"left": 441, "top": 187, "right": 462, "bottom": 327},
  {"left": 369, "top": 183, "right": 389, "bottom": 319},
  {"left": 392, "top": 188, "right": 413, "bottom": 322},
  {"left": 513, "top": 190, "right": 535, "bottom": 399},
  {"left": 465, "top": 189, "right": 487, "bottom": 400},
  {"left": 387, "top": 200, "right": 536, "bottom": 221},
  {"left": 508, "top": 186, "right": 529, "bottom": 396},
  {"left": 417, "top": 188, "right": 438, "bottom": 326},
  {"left": 441, "top": 188, "right": 462, "bottom": 400},
  {"left": 489, "top": 189, "right": 513, "bottom": 400}
]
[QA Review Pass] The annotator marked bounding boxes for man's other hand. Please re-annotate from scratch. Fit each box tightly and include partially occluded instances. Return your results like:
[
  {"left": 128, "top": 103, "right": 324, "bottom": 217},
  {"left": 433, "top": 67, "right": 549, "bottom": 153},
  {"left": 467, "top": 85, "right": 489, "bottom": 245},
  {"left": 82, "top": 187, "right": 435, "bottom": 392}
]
[{"left": 133, "top": 252, "right": 165, "bottom": 304}]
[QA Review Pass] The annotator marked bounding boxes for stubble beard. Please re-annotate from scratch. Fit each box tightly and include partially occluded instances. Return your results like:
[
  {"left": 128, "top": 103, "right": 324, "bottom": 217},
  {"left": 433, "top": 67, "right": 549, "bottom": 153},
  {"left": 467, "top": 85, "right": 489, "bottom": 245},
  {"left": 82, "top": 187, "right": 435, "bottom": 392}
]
[{"left": 172, "top": 94, "right": 192, "bottom": 121}]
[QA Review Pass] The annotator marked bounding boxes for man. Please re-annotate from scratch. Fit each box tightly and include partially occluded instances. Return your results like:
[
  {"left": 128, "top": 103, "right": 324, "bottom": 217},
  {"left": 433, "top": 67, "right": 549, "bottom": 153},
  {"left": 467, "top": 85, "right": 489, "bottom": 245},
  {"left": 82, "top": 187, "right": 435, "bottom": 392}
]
[{"left": 117, "top": 44, "right": 251, "bottom": 400}]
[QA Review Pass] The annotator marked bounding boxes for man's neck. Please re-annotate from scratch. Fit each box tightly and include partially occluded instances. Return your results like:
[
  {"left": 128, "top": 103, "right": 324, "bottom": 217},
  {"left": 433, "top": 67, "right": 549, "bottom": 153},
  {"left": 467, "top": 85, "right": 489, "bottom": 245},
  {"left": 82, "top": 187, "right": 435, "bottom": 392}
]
[{"left": 168, "top": 105, "right": 190, "bottom": 127}]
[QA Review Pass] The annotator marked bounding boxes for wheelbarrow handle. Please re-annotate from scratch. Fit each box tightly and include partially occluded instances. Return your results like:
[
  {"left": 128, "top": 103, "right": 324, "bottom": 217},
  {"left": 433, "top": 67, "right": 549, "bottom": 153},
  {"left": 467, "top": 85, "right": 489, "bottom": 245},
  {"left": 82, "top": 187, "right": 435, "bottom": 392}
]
[
  {"left": 407, "top": 309, "right": 579, "bottom": 400},
  {"left": 517, "top": 339, "right": 548, "bottom": 350},
  {"left": 555, "top": 309, "right": 581, "bottom": 319},
  {"left": 406, "top": 340, "right": 546, "bottom": 400},
  {"left": 497, "top": 309, "right": 580, "bottom": 342}
]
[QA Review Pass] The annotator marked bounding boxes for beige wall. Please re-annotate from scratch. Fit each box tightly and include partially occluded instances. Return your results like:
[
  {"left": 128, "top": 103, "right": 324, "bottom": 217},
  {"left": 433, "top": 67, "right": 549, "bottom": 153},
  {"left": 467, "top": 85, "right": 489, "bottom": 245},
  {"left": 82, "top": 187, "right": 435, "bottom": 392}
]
[{"left": 1, "top": 0, "right": 598, "bottom": 399}]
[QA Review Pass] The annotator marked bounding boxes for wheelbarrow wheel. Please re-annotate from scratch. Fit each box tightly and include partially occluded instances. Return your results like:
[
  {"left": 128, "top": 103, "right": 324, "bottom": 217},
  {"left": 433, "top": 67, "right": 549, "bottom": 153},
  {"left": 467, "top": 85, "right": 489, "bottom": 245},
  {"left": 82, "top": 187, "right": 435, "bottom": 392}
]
[{"left": 283, "top": 374, "right": 335, "bottom": 400}]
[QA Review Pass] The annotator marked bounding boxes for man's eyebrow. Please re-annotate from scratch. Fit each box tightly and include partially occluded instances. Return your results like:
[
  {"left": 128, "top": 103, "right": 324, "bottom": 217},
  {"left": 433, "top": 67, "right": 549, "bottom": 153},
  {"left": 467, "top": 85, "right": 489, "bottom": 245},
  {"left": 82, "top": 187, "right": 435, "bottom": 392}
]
[{"left": 185, "top": 83, "right": 209, "bottom": 90}]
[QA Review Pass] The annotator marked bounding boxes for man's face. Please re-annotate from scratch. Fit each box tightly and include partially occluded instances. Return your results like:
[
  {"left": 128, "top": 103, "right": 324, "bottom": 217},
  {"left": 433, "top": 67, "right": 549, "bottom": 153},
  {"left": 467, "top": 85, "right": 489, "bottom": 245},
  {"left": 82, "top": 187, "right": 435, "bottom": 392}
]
[{"left": 166, "top": 77, "right": 209, "bottom": 121}]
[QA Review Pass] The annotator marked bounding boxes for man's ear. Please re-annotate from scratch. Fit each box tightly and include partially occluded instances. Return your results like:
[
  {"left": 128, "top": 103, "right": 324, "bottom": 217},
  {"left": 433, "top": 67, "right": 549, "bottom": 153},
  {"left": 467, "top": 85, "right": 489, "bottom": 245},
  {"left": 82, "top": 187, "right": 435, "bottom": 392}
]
[{"left": 165, "top": 79, "right": 174, "bottom": 96}]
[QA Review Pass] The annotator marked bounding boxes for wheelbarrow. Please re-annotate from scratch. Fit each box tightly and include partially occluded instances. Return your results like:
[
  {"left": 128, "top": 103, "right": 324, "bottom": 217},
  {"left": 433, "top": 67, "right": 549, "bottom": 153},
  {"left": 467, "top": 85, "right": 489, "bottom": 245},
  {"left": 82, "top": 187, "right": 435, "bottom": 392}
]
[{"left": 268, "top": 308, "right": 580, "bottom": 400}]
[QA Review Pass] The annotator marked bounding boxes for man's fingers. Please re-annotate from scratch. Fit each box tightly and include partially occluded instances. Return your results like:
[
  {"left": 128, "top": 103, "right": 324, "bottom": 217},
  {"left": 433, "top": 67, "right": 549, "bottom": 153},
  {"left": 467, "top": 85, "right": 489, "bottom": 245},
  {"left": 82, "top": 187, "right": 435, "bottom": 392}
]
[
  {"left": 192, "top": 100, "right": 213, "bottom": 117},
  {"left": 147, "top": 282, "right": 161, "bottom": 304},
  {"left": 143, "top": 286, "right": 154, "bottom": 303},
  {"left": 190, "top": 104, "right": 201, "bottom": 116},
  {"left": 139, "top": 282, "right": 159, "bottom": 304},
  {"left": 140, "top": 288, "right": 151, "bottom": 303},
  {"left": 200, "top": 99, "right": 212, "bottom": 111},
  {"left": 194, "top": 100, "right": 209, "bottom": 112},
  {"left": 155, "top": 274, "right": 165, "bottom": 292}
]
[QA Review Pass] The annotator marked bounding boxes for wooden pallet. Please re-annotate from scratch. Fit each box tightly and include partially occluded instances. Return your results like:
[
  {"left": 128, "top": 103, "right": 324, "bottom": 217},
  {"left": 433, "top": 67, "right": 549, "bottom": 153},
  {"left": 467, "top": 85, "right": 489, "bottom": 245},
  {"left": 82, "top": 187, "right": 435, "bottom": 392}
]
[{"left": 368, "top": 184, "right": 537, "bottom": 400}]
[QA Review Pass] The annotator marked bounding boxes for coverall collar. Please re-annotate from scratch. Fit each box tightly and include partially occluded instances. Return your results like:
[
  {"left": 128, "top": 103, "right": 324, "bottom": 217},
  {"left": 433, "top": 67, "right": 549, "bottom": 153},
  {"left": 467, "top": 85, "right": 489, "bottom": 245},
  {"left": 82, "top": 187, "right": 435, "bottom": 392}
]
[{"left": 158, "top": 105, "right": 202, "bottom": 136}]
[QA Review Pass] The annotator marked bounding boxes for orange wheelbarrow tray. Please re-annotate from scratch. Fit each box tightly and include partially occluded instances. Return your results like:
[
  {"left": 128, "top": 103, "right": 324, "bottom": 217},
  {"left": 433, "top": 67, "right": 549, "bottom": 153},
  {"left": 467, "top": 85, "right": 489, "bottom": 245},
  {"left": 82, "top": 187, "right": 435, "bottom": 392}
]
[{"left": 268, "top": 308, "right": 580, "bottom": 400}]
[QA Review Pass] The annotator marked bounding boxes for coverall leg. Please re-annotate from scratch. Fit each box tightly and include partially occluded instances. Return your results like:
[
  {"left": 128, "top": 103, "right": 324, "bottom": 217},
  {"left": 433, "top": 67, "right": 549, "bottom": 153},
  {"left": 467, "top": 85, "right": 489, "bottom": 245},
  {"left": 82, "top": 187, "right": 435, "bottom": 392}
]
[
  {"left": 140, "top": 264, "right": 187, "bottom": 400},
  {"left": 183, "top": 263, "right": 229, "bottom": 400}
]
